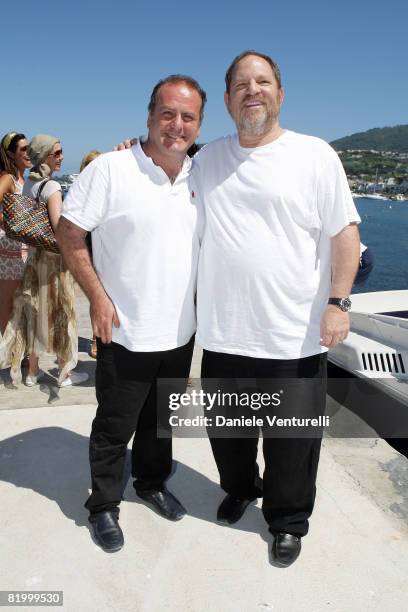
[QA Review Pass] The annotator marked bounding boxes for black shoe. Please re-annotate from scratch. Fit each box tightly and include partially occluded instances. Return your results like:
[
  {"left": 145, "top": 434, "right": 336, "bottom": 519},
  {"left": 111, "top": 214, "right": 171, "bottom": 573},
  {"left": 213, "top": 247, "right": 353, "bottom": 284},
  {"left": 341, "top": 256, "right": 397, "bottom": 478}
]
[
  {"left": 271, "top": 533, "right": 302, "bottom": 567},
  {"left": 89, "top": 511, "right": 124, "bottom": 553},
  {"left": 217, "top": 494, "right": 253, "bottom": 525},
  {"left": 136, "top": 486, "right": 186, "bottom": 521}
]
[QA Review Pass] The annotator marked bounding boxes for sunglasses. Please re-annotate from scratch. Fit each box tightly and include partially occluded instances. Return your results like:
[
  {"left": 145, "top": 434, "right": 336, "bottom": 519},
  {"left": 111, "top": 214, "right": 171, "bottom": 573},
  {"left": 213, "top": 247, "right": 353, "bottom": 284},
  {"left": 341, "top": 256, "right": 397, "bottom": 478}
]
[
  {"left": 48, "top": 148, "right": 63, "bottom": 158},
  {"left": 18, "top": 145, "right": 29, "bottom": 153}
]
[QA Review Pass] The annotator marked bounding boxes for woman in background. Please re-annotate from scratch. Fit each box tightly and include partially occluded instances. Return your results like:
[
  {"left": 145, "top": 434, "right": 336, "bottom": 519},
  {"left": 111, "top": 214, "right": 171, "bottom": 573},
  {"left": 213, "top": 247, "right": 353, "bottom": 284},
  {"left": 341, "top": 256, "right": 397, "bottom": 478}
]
[
  {"left": 79, "top": 150, "right": 100, "bottom": 173},
  {"left": 0, "top": 134, "right": 88, "bottom": 388},
  {"left": 0, "top": 132, "right": 31, "bottom": 334}
]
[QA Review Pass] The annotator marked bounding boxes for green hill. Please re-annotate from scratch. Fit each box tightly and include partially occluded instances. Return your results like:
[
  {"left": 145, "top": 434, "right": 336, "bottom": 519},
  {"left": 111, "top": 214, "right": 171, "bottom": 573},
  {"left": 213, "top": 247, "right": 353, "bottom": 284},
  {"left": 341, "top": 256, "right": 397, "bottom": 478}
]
[{"left": 330, "top": 125, "right": 408, "bottom": 153}]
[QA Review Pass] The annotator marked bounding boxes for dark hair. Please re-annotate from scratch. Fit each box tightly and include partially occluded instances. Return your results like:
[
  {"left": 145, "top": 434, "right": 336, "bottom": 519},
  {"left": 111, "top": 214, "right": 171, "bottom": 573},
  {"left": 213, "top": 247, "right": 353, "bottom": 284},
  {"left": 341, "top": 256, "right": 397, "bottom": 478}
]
[
  {"left": 148, "top": 74, "right": 207, "bottom": 123},
  {"left": 225, "top": 50, "right": 282, "bottom": 93},
  {"left": 0, "top": 132, "right": 27, "bottom": 177}
]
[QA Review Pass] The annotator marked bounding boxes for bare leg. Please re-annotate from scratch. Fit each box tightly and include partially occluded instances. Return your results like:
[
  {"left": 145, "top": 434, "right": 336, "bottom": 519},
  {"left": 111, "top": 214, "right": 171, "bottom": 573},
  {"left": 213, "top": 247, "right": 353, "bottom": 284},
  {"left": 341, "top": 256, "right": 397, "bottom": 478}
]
[
  {"left": 57, "top": 357, "right": 69, "bottom": 380},
  {"left": 89, "top": 335, "right": 97, "bottom": 359},
  {"left": 0, "top": 279, "right": 21, "bottom": 335},
  {"left": 28, "top": 354, "right": 40, "bottom": 377}
]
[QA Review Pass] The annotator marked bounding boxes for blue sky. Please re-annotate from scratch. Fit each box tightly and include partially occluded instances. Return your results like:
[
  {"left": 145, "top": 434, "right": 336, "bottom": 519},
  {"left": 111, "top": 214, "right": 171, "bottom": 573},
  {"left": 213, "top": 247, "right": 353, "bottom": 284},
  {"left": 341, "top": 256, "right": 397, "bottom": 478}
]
[{"left": 3, "top": 0, "right": 407, "bottom": 173}]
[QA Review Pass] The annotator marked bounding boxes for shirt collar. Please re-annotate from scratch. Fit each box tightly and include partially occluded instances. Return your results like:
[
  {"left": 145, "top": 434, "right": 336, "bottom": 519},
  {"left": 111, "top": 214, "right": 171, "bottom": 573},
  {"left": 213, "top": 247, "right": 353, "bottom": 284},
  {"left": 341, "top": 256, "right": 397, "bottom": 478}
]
[{"left": 134, "top": 135, "right": 192, "bottom": 183}]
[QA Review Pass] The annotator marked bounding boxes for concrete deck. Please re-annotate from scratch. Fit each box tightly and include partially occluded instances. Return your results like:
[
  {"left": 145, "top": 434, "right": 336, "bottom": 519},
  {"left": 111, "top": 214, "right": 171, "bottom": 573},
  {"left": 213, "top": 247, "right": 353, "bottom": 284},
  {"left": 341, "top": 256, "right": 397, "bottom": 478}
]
[{"left": 1, "top": 293, "right": 408, "bottom": 612}]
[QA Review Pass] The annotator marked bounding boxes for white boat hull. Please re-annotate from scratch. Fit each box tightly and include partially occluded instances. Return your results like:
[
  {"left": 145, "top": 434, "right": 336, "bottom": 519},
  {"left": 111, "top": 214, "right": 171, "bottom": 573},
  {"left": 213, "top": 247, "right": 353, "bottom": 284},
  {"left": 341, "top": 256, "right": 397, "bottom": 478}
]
[{"left": 328, "top": 290, "right": 408, "bottom": 405}]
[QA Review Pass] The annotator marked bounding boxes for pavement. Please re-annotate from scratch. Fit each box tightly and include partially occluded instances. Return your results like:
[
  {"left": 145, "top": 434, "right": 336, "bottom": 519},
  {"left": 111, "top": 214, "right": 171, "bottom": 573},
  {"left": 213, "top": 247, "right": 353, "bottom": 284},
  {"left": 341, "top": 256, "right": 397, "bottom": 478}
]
[{"left": 1, "top": 292, "right": 408, "bottom": 612}]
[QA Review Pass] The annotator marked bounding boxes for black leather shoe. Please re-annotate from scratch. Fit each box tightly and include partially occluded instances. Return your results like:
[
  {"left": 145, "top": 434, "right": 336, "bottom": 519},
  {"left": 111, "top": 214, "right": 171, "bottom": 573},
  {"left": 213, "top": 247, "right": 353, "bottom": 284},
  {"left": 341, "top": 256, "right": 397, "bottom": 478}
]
[
  {"left": 271, "top": 533, "right": 301, "bottom": 567},
  {"left": 136, "top": 486, "right": 186, "bottom": 521},
  {"left": 89, "top": 511, "right": 124, "bottom": 553},
  {"left": 217, "top": 494, "right": 253, "bottom": 525}
]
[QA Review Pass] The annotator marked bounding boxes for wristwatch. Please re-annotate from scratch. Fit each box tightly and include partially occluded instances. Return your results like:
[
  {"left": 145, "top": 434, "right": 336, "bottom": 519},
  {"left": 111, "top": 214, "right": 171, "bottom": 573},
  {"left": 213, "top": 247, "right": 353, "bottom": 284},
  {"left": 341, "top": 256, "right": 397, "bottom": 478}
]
[{"left": 328, "top": 297, "right": 352, "bottom": 312}]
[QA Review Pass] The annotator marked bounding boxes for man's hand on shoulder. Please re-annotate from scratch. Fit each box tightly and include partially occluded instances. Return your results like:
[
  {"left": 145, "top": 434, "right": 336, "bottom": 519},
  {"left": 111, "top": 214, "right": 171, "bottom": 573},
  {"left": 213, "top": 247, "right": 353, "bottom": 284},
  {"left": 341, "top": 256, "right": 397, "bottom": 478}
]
[
  {"left": 90, "top": 291, "right": 120, "bottom": 344},
  {"left": 112, "top": 138, "right": 138, "bottom": 151},
  {"left": 320, "top": 304, "right": 350, "bottom": 349}
]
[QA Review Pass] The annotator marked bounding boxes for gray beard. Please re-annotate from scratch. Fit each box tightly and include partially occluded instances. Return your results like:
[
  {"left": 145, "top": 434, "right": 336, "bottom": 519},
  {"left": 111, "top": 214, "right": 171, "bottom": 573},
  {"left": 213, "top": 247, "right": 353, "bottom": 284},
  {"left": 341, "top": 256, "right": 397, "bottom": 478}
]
[{"left": 238, "top": 107, "right": 277, "bottom": 139}]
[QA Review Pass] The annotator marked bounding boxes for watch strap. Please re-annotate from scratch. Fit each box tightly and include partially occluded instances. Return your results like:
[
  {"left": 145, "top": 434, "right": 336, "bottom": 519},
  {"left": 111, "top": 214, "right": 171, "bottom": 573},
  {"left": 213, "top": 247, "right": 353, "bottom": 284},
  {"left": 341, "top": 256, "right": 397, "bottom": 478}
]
[{"left": 328, "top": 297, "right": 351, "bottom": 311}]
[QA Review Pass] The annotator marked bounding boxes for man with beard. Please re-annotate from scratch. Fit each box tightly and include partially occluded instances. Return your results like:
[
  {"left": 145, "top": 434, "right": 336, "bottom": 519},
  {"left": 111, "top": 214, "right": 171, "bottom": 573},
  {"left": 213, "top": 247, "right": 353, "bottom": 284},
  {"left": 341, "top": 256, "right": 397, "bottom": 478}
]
[
  {"left": 192, "top": 51, "right": 361, "bottom": 566},
  {"left": 57, "top": 75, "right": 205, "bottom": 552}
]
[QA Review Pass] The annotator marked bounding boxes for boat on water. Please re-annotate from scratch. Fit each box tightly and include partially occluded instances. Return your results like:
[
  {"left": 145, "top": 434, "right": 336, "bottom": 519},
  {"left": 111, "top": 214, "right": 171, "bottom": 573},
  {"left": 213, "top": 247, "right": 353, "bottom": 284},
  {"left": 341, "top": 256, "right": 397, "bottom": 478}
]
[
  {"left": 361, "top": 194, "right": 390, "bottom": 200},
  {"left": 328, "top": 290, "right": 408, "bottom": 405},
  {"left": 351, "top": 193, "right": 392, "bottom": 200}
]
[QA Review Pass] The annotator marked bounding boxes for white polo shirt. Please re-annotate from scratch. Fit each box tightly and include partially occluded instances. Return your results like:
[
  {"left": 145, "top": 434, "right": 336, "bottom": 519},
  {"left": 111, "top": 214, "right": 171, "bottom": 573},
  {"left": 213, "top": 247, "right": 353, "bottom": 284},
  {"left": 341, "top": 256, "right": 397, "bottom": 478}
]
[
  {"left": 192, "top": 130, "right": 361, "bottom": 360},
  {"left": 62, "top": 143, "right": 199, "bottom": 352}
]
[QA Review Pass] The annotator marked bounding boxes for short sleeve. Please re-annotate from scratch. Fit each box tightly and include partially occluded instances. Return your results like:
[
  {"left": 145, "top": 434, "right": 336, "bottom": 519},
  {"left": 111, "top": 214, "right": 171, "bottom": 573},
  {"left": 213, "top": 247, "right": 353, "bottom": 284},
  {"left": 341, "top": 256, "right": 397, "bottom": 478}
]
[
  {"left": 40, "top": 180, "right": 61, "bottom": 203},
  {"left": 314, "top": 146, "right": 361, "bottom": 237},
  {"left": 61, "top": 157, "right": 109, "bottom": 232}
]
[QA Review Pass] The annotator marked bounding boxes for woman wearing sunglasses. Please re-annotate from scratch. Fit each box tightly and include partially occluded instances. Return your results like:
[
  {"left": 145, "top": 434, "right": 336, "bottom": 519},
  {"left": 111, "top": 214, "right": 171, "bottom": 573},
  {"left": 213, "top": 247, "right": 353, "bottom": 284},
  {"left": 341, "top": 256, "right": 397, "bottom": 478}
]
[
  {"left": 1, "top": 134, "right": 88, "bottom": 387},
  {"left": 0, "top": 132, "right": 31, "bottom": 334}
]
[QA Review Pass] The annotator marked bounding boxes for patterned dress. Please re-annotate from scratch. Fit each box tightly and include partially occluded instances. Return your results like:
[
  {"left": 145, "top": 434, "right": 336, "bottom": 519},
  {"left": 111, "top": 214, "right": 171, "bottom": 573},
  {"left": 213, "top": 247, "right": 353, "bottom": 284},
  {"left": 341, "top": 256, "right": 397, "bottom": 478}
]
[
  {"left": 0, "top": 179, "right": 78, "bottom": 385},
  {"left": 0, "top": 176, "right": 29, "bottom": 280}
]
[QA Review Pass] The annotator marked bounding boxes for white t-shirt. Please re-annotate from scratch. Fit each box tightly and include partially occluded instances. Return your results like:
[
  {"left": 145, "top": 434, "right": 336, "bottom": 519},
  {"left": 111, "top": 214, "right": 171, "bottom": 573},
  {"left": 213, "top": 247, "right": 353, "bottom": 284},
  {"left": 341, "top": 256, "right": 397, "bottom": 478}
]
[
  {"left": 23, "top": 178, "right": 61, "bottom": 202},
  {"left": 191, "top": 130, "right": 361, "bottom": 360},
  {"left": 62, "top": 143, "right": 199, "bottom": 352}
]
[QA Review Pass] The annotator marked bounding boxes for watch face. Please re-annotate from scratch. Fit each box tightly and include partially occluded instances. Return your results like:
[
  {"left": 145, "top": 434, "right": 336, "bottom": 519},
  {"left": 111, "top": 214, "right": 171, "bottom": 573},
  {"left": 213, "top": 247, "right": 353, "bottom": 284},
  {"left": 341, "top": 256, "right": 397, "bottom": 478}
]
[{"left": 340, "top": 297, "right": 352, "bottom": 311}]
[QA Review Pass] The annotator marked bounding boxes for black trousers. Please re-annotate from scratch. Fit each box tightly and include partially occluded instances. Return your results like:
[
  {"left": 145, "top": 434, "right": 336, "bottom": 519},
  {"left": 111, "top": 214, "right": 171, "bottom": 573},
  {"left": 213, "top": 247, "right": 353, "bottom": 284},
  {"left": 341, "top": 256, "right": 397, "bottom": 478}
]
[
  {"left": 85, "top": 335, "right": 194, "bottom": 515},
  {"left": 201, "top": 349, "right": 327, "bottom": 537}
]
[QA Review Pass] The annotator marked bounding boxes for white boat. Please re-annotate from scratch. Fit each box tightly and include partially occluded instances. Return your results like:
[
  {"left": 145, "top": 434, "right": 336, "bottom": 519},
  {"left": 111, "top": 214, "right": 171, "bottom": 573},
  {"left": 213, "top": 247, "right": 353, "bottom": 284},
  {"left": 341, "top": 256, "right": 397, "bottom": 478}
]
[
  {"left": 362, "top": 194, "right": 389, "bottom": 200},
  {"left": 328, "top": 290, "right": 408, "bottom": 405},
  {"left": 351, "top": 193, "right": 390, "bottom": 201},
  {"left": 351, "top": 192, "right": 365, "bottom": 199}
]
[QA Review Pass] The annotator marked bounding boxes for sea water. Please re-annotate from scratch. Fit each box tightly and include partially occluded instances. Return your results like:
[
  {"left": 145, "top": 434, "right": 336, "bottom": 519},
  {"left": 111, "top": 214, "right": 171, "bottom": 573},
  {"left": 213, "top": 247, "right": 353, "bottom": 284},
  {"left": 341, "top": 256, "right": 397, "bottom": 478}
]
[{"left": 353, "top": 198, "right": 408, "bottom": 294}]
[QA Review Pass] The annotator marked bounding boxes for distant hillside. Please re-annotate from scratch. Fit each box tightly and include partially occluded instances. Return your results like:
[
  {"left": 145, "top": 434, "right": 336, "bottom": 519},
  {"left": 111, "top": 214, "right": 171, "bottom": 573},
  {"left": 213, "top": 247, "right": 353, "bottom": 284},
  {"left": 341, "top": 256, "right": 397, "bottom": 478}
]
[{"left": 330, "top": 125, "right": 408, "bottom": 153}]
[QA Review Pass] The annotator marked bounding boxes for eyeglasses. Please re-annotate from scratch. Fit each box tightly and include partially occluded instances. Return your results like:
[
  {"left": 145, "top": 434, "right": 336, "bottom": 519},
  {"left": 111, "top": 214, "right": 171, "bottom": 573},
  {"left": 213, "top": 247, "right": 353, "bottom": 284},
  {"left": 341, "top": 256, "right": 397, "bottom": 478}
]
[{"left": 48, "top": 148, "right": 63, "bottom": 158}]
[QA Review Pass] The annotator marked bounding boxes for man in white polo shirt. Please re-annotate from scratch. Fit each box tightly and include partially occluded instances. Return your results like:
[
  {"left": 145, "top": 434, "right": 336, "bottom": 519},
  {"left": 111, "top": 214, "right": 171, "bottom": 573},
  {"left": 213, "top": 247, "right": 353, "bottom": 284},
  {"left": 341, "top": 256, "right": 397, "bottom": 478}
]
[
  {"left": 57, "top": 75, "right": 206, "bottom": 552},
  {"left": 192, "top": 51, "right": 361, "bottom": 567}
]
